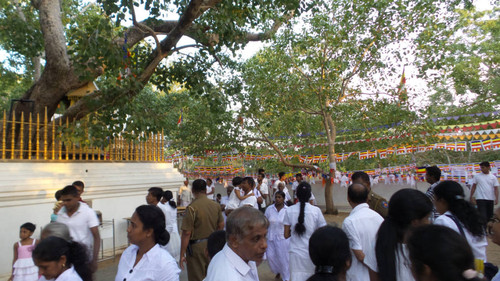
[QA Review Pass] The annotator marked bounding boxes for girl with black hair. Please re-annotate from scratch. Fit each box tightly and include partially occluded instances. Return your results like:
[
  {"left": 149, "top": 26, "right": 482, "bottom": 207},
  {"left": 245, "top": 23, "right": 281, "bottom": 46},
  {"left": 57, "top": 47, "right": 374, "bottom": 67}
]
[
  {"left": 115, "top": 205, "right": 180, "bottom": 281},
  {"left": 375, "top": 188, "right": 432, "bottom": 281},
  {"left": 265, "top": 191, "right": 290, "bottom": 281},
  {"left": 161, "top": 190, "right": 181, "bottom": 263},
  {"left": 408, "top": 224, "right": 482, "bottom": 281},
  {"left": 33, "top": 236, "right": 91, "bottom": 281},
  {"left": 434, "top": 180, "right": 487, "bottom": 262},
  {"left": 284, "top": 182, "right": 327, "bottom": 281},
  {"left": 307, "top": 226, "right": 352, "bottom": 281}
]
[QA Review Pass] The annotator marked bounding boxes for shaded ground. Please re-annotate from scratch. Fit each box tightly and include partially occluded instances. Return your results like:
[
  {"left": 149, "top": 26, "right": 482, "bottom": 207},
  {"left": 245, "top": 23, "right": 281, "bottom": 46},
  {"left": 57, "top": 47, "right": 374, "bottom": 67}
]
[{"left": 96, "top": 181, "right": 500, "bottom": 280}]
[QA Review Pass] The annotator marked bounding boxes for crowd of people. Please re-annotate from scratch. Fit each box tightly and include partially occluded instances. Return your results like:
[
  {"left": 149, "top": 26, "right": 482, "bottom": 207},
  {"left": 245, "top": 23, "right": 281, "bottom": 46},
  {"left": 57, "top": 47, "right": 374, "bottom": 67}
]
[{"left": 7, "top": 162, "right": 500, "bottom": 281}]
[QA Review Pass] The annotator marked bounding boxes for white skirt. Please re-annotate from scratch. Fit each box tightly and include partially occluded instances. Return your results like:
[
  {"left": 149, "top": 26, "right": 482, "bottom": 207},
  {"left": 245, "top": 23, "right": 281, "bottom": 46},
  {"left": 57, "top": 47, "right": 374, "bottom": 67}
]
[
  {"left": 13, "top": 258, "right": 38, "bottom": 281},
  {"left": 164, "top": 231, "right": 181, "bottom": 262},
  {"left": 289, "top": 252, "right": 315, "bottom": 281},
  {"left": 267, "top": 239, "right": 290, "bottom": 281}
]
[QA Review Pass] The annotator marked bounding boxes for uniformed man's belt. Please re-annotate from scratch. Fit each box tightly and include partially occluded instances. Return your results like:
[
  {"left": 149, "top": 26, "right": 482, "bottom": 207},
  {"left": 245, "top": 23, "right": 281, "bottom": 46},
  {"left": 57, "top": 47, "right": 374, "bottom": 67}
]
[{"left": 189, "top": 238, "right": 207, "bottom": 245}]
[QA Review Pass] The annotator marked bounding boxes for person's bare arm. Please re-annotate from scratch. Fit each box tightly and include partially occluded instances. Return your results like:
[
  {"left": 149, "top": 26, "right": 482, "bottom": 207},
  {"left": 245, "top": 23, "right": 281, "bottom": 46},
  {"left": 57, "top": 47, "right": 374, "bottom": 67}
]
[
  {"left": 495, "top": 186, "right": 499, "bottom": 205},
  {"left": 470, "top": 183, "right": 477, "bottom": 204},
  {"left": 90, "top": 226, "right": 100, "bottom": 273},
  {"left": 369, "top": 269, "right": 380, "bottom": 281},
  {"left": 235, "top": 189, "right": 251, "bottom": 200},
  {"left": 179, "top": 230, "right": 191, "bottom": 270},
  {"left": 284, "top": 225, "right": 291, "bottom": 239},
  {"left": 218, "top": 220, "right": 224, "bottom": 230},
  {"left": 9, "top": 243, "right": 18, "bottom": 281},
  {"left": 352, "top": 249, "right": 365, "bottom": 262}
]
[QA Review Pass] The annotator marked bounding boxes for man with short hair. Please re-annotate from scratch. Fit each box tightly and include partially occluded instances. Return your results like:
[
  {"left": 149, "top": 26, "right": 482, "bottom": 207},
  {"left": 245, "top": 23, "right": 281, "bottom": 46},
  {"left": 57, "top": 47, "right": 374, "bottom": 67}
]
[
  {"left": 343, "top": 183, "right": 384, "bottom": 281},
  {"left": 180, "top": 179, "right": 224, "bottom": 281},
  {"left": 204, "top": 207, "right": 269, "bottom": 281},
  {"left": 179, "top": 179, "right": 193, "bottom": 207},
  {"left": 272, "top": 172, "right": 286, "bottom": 194},
  {"left": 291, "top": 173, "right": 302, "bottom": 200},
  {"left": 352, "top": 171, "right": 388, "bottom": 218},
  {"left": 72, "top": 180, "right": 86, "bottom": 203},
  {"left": 470, "top": 161, "right": 499, "bottom": 223},
  {"left": 146, "top": 187, "right": 171, "bottom": 230},
  {"left": 56, "top": 185, "right": 100, "bottom": 272},
  {"left": 206, "top": 178, "right": 215, "bottom": 200},
  {"left": 256, "top": 173, "right": 268, "bottom": 208},
  {"left": 425, "top": 165, "right": 442, "bottom": 222}
]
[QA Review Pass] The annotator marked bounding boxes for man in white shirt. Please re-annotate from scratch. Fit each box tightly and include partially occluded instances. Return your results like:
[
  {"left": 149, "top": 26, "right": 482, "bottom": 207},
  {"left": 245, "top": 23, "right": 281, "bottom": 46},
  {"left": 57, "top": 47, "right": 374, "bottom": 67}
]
[
  {"left": 272, "top": 172, "right": 286, "bottom": 194},
  {"left": 205, "top": 207, "right": 268, "bottom": 281},
  {"left": 206, "top": 178, "right": 215, "bottom": 200},
  {"left": 179, "top": 179, "right": 193, "bottom": 207},
  {"left": 57, "top": 185, "right": 100, "bottom": 272},
  {"left": 470, "top": 161, "right": 499, "bottom": 224},
  {"left": 342, "top": 183, "right": 383, "bottom": 281},
  {"left": 425, "top": 165, "right": 441, "bottom": 222},
  {"left": 257, "top": 168, "right": 272, "bottom": 206},
  {"left": 239, "top": 177, "right": 258, "bottom": 209},
  {"left": 291, "top": 173, "right": 303, "bottom": 200}
]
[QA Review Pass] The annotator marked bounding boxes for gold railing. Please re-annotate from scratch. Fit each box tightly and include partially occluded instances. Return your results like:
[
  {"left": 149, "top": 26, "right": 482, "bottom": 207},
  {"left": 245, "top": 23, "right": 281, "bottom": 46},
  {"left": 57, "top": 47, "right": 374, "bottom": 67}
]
[{"left": 0, "top": 109, "right": 165, "bottom": 161}]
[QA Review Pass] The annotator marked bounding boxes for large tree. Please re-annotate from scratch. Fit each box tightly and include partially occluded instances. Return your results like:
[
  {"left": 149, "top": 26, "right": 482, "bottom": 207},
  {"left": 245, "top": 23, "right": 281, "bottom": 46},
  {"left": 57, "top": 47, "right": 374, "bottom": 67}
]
[
  {"left": 237, "top": 0, "right": 468, "bottom": 213},
  {"left": 0, "top": 0, "right": 303, "bottom": 146}
]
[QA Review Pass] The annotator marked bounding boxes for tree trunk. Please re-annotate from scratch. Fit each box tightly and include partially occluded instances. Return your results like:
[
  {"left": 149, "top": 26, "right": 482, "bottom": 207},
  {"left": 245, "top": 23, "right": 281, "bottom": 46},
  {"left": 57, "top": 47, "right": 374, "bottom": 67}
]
[{"left": 324, "top": 114, "right": 338, "bottom": 214}]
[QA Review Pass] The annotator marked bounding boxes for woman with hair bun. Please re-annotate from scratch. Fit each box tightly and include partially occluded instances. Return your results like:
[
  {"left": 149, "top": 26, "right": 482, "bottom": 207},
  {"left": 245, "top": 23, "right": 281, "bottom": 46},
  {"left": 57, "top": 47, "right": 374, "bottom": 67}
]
[
  {"left": 434, "top": 180, "right": 487, "bottom": 262},
  {"left": 284, "top": 182, "right": 326, "bottom": 280},
  {"left": 161, "top": 190, "right": 181, "bottom": 263},
  {"left": 33, "top": 236, "right": 91, "bottom": 281},
  {"left": 115, "top": 205, "right": 180, "bottom": 281},
  {"left": 408, "top": 224, "right": 482, "bottom": 281}
]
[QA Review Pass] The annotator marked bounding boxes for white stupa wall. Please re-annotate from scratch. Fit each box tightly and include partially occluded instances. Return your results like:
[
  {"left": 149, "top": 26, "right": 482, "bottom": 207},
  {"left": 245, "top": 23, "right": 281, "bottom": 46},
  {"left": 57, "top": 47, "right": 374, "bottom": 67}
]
[{"left": 0, "top": 161, "right": 183, "bottom": 279}]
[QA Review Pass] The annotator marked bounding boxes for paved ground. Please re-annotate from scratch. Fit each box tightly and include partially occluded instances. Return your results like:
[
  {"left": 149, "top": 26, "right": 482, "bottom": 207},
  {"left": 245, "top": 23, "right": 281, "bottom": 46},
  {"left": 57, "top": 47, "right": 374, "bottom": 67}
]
[{"left": 95, "top": 181, "right": 500, "bottom": 280}]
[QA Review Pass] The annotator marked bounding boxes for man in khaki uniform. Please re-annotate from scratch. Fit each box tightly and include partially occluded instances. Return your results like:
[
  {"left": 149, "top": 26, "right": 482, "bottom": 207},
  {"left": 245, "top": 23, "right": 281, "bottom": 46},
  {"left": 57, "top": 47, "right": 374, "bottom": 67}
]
[
  {"left": 352, "top": 171, "right": 388, "bottom": 218},
  {"left": 180, "top": 179, "right": 224, "bottom": 281}
]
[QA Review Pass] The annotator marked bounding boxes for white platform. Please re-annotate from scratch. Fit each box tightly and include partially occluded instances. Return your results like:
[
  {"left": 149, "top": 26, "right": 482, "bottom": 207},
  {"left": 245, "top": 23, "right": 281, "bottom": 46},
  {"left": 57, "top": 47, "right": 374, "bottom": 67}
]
[{"left": 0, "top": 161, "right": 183, "bottom": 279}]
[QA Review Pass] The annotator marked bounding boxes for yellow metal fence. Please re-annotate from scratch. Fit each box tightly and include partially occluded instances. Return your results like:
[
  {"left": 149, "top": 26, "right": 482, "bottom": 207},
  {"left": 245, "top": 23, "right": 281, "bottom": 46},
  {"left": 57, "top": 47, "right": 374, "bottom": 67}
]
[{"left": 0, "top": 109, "right": 165, "bottom": 161}]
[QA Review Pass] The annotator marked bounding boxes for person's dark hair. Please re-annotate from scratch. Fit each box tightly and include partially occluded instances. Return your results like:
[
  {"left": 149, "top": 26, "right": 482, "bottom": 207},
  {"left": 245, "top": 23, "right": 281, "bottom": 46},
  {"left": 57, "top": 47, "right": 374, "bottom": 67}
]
[
  {"left": 278, "top": 172, "right": 285, "bottom": 179},
  {"left": 258, "top": 168, "right": 265, "bottom": 174},
  {"left": 295, "top": 182, "right": 312, "bottom": 236},
  {"left": 425, "top": 166, "right": 441, "bottom": 182},
  {"left": 72, "top": 180, "right": 84, "bottom": 189},
  {"left": 375, "top": 189, "right": 432, "bottom": 281},
  {"left": 20, "top": 222, "right": 36, "bottom": 233},
  {"left": 207, "top": 230, "right": 226, "bottom": 259},
  {"left": 257, "top": 173, "right": 265, "bottom": 179},
  {"left": 216, "top": 193, "right": 221, "bottom": 198},
  {"left": 479, "top": 161, "right": 490, "bottom": 168},
  {"left": 232, "top": 176, "right": 243, "bottom": 187},
  {"left": 206, "top": 178, "right": 212, "bottom": 184},
  {"left": 192, "top": 179, "right": 207, "bottom": 193},
  {"left": 307, "top": 226, "right": 351, "bottom": 281},
  {"left": 274, "top": 190, "right": 285, "bottom": 200},
  {"left": 162, "top": 190, "right": 176, "bottom": 209},
  {"left": 434, "top": 180, "right": 485, "bottom": 237},
  {"left": 296, "top": 173, "right": 303, "bottom": 179},
  {"left": 135, "top": 205, "right": 169, "bottom": 246},
  {"left": 351, "top": 171, "right": 370, "bottom": 186},
  {"left": 148, "top": 187, "right": 164, "bottom": 202},
  {"left": 33, "top": 236, "right": 92, "bottom": 281},
  {"left": 60, "top": 185, "right": 79, "bottom": 197},
  {"left": 408, "top": 225, "right": 480, "bottom": 281},
  {"left": 242, "top": 177, "right": 256, "bottom": 188},
  {"left": 347, "top": 183, "right": 369, "bottom": 204},
  {"left": 55, "top": 190, "right": 62, "bottom": 201}
]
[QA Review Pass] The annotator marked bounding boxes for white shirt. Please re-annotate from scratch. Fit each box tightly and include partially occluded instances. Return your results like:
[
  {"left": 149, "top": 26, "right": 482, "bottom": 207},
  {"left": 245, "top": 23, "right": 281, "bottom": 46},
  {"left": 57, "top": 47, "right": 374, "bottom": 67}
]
[
  {"left": 159, "top": 202, "right": 178, "bottom": 233},
  {"left": 273, "top": 180, "right": 284, "bottom": 191},
  {"left": 253, "top": 188, "right": 266, "bottom": 208},
  {"left": 283, "top": 203, "right": 327, "bottom": 256},
  {"left": 226, "top": 187, "right": 242, "bottom": 210},
  {"left": 38, "top": 266, "right": 82, "bottom": 281},
  {"left": 342, "top": 203, "right": 384, "bottom": 281},
  {"left": 434, "top": 211, "right": 488, "bottom": 261},
  {"left": 115, "top": 244, "right": 180, "bottom": 281},
  {"left": 473, "top": 173, "right": 499, "bottom": 200},
  {"left": 179, "top": 184, "right": 192, "bottom": 206},
  {"left": 207, "top": 184, "right": 215, "bottom": 200},
  {"left": 395, "top": 244, "right": 414, "bottom": 281},
  {"left": 239, "top": 190, "right": 258, "bottom": 209},
  {"left": 264, "top": 204, "right": 288, "bottom": 241},
  {"left": 220, "top": 195, "right": 229, "bottom": 207},
  {"left": 204, "top": 244, "right": 259, "bottom": 281},
  {"left": 56, "top": 202, "right": 99, "bottom": 257},
  {"left": 260, "top": 178, "right": 269, "bottom": 195}
]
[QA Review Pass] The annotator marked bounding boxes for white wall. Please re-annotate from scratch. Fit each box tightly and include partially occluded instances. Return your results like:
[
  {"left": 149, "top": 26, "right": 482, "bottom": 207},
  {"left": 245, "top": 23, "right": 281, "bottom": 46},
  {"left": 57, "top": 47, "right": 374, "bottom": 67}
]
[{"left": 0, "top": 161, "right": 183, "bottom": 279}]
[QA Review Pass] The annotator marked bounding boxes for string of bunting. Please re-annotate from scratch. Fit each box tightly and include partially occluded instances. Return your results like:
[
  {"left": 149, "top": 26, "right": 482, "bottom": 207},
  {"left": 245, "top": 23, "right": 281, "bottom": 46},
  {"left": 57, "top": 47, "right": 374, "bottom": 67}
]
[{"left": 165, "top": 139, "right": 500, "bottom": 164}]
